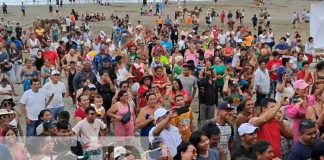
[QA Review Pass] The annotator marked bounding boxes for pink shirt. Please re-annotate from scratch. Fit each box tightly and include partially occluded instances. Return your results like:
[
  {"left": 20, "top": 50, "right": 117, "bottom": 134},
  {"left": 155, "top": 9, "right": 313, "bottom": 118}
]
[
  {"left": 184, "top": 50, "right": 199, "bottom": 66},
  {"left": 204, "top": 49, "right": 214, "bottom": 59},
  {"left": 285, "top": 95, "right": 316, "bottom": 142}
]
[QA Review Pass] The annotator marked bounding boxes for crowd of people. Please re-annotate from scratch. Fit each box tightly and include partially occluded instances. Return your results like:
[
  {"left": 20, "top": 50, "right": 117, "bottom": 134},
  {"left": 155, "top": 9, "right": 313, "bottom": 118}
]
[{"left": 0, "top": 1, "right": 324, "bottom": 160}]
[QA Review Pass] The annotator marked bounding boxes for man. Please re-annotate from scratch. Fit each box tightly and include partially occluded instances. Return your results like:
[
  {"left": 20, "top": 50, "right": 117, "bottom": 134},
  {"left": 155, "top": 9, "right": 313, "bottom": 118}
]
[
  {"left": 72, "top": 61, "right": 97, "bottom": 90},
  {"left": 288, "top": 119, "right": 319, "bottom": 160},
  {"left": 232, "top": 123, "right": 259, "bottom": 159},
  {"left": 2, "top": 2, "right": 7, "bottom": 16},
  {"left": 21, "top": 2, "right": 26, "bottom": 16},
  {"left": 275, "top": 37, "right": 289, "bottom": 55},
  {"left": 177, "top": 64, "right": 197, "bottom": 103},
  {"left": 74, "top": 94, "right": 90, "bottom": 123},
  {"left": 251, "top": 14, "right": 258, "bottom": 30},
  {"left": 85, "top": 84, "right": 97, "bottom": 104},
  {"left": 199, "top": 68, "right": 216, "bottom": 125},
  {"left": 156, "top": 16, "right": 164, "bottom": 34},
  {"left": 201, "top": 120, "right": 221, "bottom": 150},
  {"left": 43, "top": 45, "right": 59, "bottom": 67},
  {"left": 113, "top": 146, "right": 132, "bottom": 160},
  {"left": 165, "top": 15, "right": 172, "bottom": 26},
  {"left": 72, "top": 106, "right": 108, "bottom": 160},
  {"left": 43, "top": 70, "right": 66, "bottom": 120},
  {"left": 92, "top": 46, "right": 111, "bottom": 74},
  {"left": 254, "top": 60, "right": 270, "bottom": 106},
  {"left": 173, "top": 56, "right": 183, "bottom": 78},
  {"left": 149, "top": 108, "right": 182, "bottom": 157},
  {"left": 15, "top": 22, "right": 23, "bottom": 40},
  {"left": 249, "top": 98, "right": 293, "bottom": 158},
  {"left": 215, "top": 102, "right": 234, "bottom": 160},
  {"left": 55, "top": 120, "right": 83, "bottom": 159},
  {"left": 20, "top": 78, "right": 54, "bottom": 136}
]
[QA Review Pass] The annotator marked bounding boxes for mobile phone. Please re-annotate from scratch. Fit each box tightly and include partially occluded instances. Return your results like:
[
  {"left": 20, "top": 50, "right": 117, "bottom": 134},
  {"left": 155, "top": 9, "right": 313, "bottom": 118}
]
[
  {"left": 176, "top": 106, "right": 189, "bottom": 115},
  {"left": 147, "top": 148, "right": 163, "bottom": 160}
]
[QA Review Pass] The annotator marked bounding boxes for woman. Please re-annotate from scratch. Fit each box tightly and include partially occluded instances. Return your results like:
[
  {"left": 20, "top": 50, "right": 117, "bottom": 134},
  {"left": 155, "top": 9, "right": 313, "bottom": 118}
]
[
  {"left": 189, "top": 130, "right": 220, "bottom": 160},
  {"left": 36, "top": 109, "right": 52, "bottom": 135},
  {"left": 259, "top": 43, "right": 271, "bottom": 63},
  {"left": 198, "top": 60, "right": 215, "bottom": 80},
  {"left": 184, "top": 45, "right": 199, "bottom": 67},
  {"left": 275, "top": 73, "right": 295, "bottom": 104},
  {"left": 222, "top": 42, "right": 234, "bottom": 65},
  {"left": 173, "top": 142, "right": 197, "bottom": 160},
  {"left": 1, "top": 98, "right": 23, "bottom": 136},
  {"left": 285, "top": 79, "right": 316, "bottom": 142},
  {"left": 96, "top": 71, "right": 116, "bottom": 127},
  {"left": 2, "top": 126, "right": 26, "bottom": 160},
  {"left": 107, "top": 90, "right": 135, "bottom": 140},
  {"left": 314, "top": 61, "right": 324, "bottom": 91},
  {"left": 149, "top": 84, "right": 165, "bottom": 106},
  {"left": 211, "top": 57, "right": 226, "bottom": 105},
  {"left": 26, "top": 132, "right": 55, "bottom": 160},
  {"left": 169, "top": 79, "right": 189, "bottom": 109},
  {"left": 34, "top": 50, "right": 44, "bottom": 72},
  {"left": 137, "top": 75, "right": 153, "bottom": 108},
  {"left": 20, "top": 58, "right": 39, "bottom": 92},
  {"left": 204, "top": 43, "right": 215, "bottom": 60},
  {"left": 135, "top": 93, "right": 159, "bottom": 149},
  {"left": 153, "top": 66, "right": 171, "bottom": 97},
  {"left": 8, "top": 43, "right": 22, "bottom": 84},
  {"left": 306, "top": 86, "right": 324, "bottom": 139},
  {"left": 240, "top": 63, "right": 254, "bottom": 92},
  {"left": 40, "top": 59, "right": 52, "bottom": 85},
  {"left": 75, "top": 78, "right": 91, "bottom": 105}
]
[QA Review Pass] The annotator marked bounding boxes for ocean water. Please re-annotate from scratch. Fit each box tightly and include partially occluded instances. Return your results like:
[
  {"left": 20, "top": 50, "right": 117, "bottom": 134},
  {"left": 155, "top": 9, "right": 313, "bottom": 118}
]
[{"left": 1, "top": 0, "right": 213, "bottom": 5}]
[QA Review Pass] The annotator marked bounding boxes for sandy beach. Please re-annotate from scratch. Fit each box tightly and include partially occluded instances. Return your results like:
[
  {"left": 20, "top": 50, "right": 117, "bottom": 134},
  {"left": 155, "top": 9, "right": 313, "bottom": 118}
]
[{"left": 4, "top": 0, "right": 313, "bottom": 129}]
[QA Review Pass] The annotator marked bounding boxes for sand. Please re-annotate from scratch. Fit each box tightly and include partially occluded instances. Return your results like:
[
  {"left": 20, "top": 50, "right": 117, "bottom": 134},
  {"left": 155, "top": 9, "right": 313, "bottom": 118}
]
[{"left": 4, "top": 0, "right": 312, "bottom": 131}]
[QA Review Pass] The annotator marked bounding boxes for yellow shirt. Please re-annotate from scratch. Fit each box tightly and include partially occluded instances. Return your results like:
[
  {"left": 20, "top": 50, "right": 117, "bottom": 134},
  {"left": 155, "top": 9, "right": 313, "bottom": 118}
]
[
  {"left": 244, "top": 35, "right": 253, "bottom": 47},
  {"left": 171, "top": 108, "right": 193, "bottom": 141},
  {"left": 35, "top": 28, "right": 45, "bottom": 36},
  {"left": 156, "top": 18, "right": 164, "bottom": 25}
]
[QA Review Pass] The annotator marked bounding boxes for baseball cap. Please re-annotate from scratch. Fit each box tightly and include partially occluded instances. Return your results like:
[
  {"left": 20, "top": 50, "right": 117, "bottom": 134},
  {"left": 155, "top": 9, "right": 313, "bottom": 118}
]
[
  {"left": 293, "top": 80, "right": 309, "bottom": 90},
  {"left": 113, "top": 146, "right": 131, "bottom": 158},
  {"left": 238, "top": 123, "right": 259, "bottom": 136},
  {"left": 86, "top": 84, "right": 97, "bottom": 90},
  {"left": 124, "top": 74, "right": 135, "bottom": 81},
  {"left": 51, "top": 70, "right": 60, "bottom": 76},
  {"left": 218, "top": 102, "right": 234, "bottom": 110},
  {"left": 154, "top": 108, "right": 168, "bottom": 121}
]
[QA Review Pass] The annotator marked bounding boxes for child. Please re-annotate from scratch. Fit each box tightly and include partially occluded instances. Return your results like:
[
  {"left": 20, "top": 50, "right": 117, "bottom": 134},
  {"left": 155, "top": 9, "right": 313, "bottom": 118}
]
[
  {"left": 170, "top": 94, "right": 193, "bottom": 141},
  {"left": 93, "top": 95, "right": 105, "bottom": 121}
]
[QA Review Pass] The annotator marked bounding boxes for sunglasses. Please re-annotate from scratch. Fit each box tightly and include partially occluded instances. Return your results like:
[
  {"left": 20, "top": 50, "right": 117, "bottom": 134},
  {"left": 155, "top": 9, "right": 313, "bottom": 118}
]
[{"left": 88, "top": 112, "right": 96, "bottom": 116}]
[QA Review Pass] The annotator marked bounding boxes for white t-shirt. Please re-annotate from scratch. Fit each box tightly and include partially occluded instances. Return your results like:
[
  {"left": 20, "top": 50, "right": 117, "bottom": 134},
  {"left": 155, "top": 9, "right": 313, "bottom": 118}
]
[
  {"left": 259, "top": 34, "right": 267, "bottom": 43},
  {"left": 43, "top": 81, "right": 66, "bottom": 108},
  {"left": 72, "top": 119, "right": 106, "bottom": 151},
  {"left": 218, "top": 33, "right": 227, "bottom": 45},
  {"left": 0, "top": 84, "right": 12, "bottom": 101},
  {"left": 149, "top": 125, "right": 182, "bottom": 157},
  {"left": 20, "top": 89, "right": 53, "bottom": 121}
]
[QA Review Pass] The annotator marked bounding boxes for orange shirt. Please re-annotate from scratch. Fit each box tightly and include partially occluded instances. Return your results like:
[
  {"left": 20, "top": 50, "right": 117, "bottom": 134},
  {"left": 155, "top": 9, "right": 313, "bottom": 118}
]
[{"left": 244, "top": 35, "right": 253, "bottom": 47}]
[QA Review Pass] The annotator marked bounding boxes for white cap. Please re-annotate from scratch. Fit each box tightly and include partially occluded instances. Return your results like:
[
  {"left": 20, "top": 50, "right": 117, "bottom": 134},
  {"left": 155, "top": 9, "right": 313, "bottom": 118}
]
[
  {"left": 154, "top": 108, "right": 168, "bottom": 121},
  {"left": 51, "top": 70, "right": 60, "bottom": 76},
  {"left": 113, "top": 146, "right": 131, "bottom": 158},
  {"left": 286, "top": 33, "right": 290, "bottom": 36},
  {"left": 238, "top": 123, "right": 259, "bottom": 136},
  {"left": 236, "top": 39, "right": 243, "bottom": 43}
]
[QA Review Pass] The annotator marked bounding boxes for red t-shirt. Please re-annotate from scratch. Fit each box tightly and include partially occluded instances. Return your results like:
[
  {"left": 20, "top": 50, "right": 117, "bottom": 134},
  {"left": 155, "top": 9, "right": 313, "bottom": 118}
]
[
  {"left": 74, "top": 108, "right": 86, "bottom": 120},
  {"left": 296, "top": 70, "right": 313, "bottom": 83},
  {"left": 169, "top": 90, "right": 189, "bottom": 109},
  {"left": 138, "top": 85, "right": 148, "bottom": 108},
  {"left": 257, "top": 119, "right": 281, "bottom": 158},
  {"left": 266, "top": 59, "right": 282, "bottom": 81},
  {"left": 43, "top": 51, "right": 59, "bottom": 66},
  {"left": 153, "top": 75, "right": 168, "bottom": 96}
]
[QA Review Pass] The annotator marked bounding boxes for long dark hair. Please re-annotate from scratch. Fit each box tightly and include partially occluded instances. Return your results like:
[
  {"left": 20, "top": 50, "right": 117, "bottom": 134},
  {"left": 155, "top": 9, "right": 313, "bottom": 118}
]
[
  {"left": 116, "top": 90, "right": 127, "bottom": 101},
  {"left": 173, "top": 142, "right": 193, "bottom": 160},
  {"left": 172, "top": 79, "right": 183, "bottom": 92}
]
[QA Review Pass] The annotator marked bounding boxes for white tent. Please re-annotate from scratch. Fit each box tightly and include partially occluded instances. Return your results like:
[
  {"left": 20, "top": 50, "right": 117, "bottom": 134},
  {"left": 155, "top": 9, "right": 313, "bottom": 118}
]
[{"left": 310, "top": 1, "right": 324, "bottom": 49}]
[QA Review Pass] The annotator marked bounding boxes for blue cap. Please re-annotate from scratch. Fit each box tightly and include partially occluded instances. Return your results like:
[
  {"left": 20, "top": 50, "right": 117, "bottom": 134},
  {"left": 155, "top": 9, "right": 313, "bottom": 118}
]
[{"left": 218, "top": 102, "right": 234, "bottom": 110}]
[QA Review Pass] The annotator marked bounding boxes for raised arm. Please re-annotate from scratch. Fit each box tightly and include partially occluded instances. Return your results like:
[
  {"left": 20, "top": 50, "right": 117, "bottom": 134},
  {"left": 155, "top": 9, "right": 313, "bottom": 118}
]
[{"left": 249, "top": 102, "right": 282, "bottom": 127}]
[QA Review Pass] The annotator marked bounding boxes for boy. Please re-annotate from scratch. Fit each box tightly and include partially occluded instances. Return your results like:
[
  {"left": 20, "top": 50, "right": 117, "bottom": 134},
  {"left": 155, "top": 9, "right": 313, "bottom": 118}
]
[
  {"left": 170, "top": 94, "right": 193, "bottom": 141},
  {"left": 93, "top": 95, "right": 105, "bottom": 121}
]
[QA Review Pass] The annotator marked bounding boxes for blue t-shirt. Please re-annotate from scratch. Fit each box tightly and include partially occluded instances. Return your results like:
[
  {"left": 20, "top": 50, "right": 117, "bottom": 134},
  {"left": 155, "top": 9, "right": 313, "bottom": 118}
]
[
  {"left": 288, "top": 141, "right": 320, "bottom": 160},
  {"left": 160, "top": 41, "right": 173, "bottom": 54},
  {"left": 275, "top": 44, "right": 289, "bottom": 51}
]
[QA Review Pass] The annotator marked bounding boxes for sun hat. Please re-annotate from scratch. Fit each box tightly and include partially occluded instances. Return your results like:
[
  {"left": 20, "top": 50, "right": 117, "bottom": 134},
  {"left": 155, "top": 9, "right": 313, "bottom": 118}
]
[{"left": 113, "top": 146, "right": 131, "bottom": 158}]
